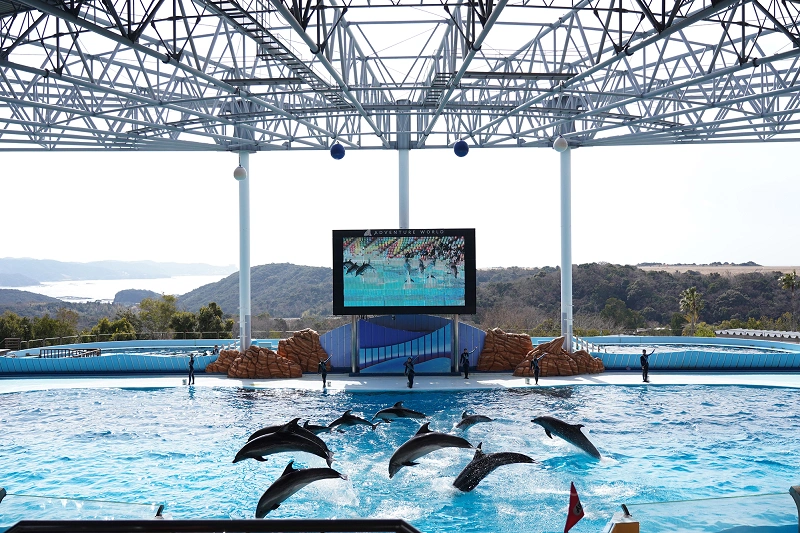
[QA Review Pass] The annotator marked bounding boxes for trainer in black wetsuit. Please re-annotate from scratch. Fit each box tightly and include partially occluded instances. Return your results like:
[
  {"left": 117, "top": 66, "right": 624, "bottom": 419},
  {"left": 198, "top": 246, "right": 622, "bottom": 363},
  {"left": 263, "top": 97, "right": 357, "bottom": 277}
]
[
  {"left": 529, "top": 354, "right": 547, "bottom": 385},
  {"left": 403, "top": 357, "right": 416, "bottom": 389},
  {"left": 318, "top": 358, "right": 329, "bottom": 389},
  {"left": 460, "top": 347, "right": 477, "bottom": 379},
  {"left": 641, "top": 349, "right": 654, "bottom": 382},
  {"left": 188, "top": 353, "right": 195, "bottom": 385}
]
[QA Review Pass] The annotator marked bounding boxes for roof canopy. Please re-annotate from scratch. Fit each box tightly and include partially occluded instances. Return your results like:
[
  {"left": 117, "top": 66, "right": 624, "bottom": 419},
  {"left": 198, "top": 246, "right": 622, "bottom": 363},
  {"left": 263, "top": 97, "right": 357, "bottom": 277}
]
[{"left": 1, "top": 0, "right": 799, "bottom": 151}]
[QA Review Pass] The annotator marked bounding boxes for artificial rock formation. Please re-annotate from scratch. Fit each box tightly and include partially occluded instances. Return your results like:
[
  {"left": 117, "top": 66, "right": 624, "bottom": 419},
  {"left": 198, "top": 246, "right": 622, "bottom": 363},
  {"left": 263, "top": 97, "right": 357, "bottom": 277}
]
[
  {"left": 205, "top": 349, "right": 239, "bottom": 374},
  {"left": 513, "top": 336, "right": 605, "bottom": 377},
  {"left": 227, "top": 345, "right": 303, "bottom": 379},
  {"left": 476, "top": 328, "right": 534, "bottom": 371},
  {"left": 277, "top": 328, "right": 330, "bottom": 372}
]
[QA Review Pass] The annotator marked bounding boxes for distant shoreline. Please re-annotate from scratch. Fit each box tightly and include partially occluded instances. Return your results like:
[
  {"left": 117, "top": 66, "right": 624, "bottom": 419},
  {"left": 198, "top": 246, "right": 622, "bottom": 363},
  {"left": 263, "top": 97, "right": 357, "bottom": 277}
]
[{"left": 638, "top": 265, "right": 798, "bottom": 275}]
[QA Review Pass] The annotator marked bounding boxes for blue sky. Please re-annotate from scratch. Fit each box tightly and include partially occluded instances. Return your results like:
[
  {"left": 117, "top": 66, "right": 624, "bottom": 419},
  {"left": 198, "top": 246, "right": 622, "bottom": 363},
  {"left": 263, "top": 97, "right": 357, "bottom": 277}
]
[{"left": 2, "top": 142, "right": 798, "bottom": 269}]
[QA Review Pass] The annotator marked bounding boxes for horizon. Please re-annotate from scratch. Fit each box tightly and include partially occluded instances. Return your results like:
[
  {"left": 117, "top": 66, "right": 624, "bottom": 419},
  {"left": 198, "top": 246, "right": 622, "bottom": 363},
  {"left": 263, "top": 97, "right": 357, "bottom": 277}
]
[{"left": 3, "top": 143, "right": 799, "bottom": 269}]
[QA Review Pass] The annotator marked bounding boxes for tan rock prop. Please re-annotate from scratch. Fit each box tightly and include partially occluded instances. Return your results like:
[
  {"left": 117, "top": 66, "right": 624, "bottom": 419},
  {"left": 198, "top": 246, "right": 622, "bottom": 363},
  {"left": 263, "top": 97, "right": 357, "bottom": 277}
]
[
  {"left": 227, "top": 345, "right": 303, "bottom": 379},
  {"left": 476, "top": 328, "right": 534, "bottom": 371},
  {"left": 513, "top": 336, "right": 605, "bottom": 377},
  {"left": 205, "top": 349, "right": 239, "bottom": 373},
  {"left": 278, "top": 328, "right": 330, "bottom": 372}
]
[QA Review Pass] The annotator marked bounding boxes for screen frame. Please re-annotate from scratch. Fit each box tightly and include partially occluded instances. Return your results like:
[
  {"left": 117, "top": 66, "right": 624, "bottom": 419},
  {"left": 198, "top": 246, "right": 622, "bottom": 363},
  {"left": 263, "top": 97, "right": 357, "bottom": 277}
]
[{"left": 332, "top": 228, "right": 476, "bottom": 316}]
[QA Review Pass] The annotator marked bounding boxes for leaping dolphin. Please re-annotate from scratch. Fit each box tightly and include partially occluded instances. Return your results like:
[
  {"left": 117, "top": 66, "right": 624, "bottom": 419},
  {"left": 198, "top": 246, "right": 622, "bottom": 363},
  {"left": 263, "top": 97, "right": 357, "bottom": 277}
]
[
  {"left": 233, "top": 427, "right": 334, "bottom": 466},
  {"left": 255, "top": 460, "right": 347, "bottom": 518},
  {"left": 246, "top": 419, "right": 333, "bottom": 460},
  {"left": 388, "top": 422, "right": 474, "bottom": 478},
  {"left": 303, "top": 420, "right": 333, "bottom": 435},
  {"left": 455, "top": 411, "right": 493, "bottom": 430},
  {"left": 328, "top": 410, "right": 378, "bottom": 431},
  {"left": 452, "top": 442, "right": 536, "bottom": 492},
  {"left": 372, "top": 401, "right": 427, "bottom": 422},
  {"left": 531, "top": 415, "right": 601, "bottom": 459}
]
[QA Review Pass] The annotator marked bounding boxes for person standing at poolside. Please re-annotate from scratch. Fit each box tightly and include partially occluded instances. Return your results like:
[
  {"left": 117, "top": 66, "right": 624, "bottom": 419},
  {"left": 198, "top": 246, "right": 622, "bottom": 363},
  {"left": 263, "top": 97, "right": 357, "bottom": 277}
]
[
  {"left": 403, "top": 357, "right": 416, "bottom": 389},
  {"left": 641, "top": 349, "right": 654, "bottom": 382},
  {"left": 188, "top": 353, "right": 195, "bottom": 385},
  {"left": 460, "top": 347, "right": 477, "bottom": 379},
  {"left": 529, "top": 354, "right": 547, "bottom": 385},
  {"left": 318, "top": 357, "right": 330, "bottom": 389}
]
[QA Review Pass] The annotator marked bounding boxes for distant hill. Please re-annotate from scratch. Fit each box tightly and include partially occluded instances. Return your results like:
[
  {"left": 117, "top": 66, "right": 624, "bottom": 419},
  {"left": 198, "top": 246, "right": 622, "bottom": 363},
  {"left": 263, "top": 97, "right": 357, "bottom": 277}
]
[
  {"left": 0, "top": 258, "right": 236, "bottom": 283},
  {"left": 0, "top": 273, "right": 39, "bottom": 287},
  {"left": 114, "top": 289, "right": 161, "bottom": 305},
  {"left": 0, "top": 289, "right": 61, "bottom": 305},
  {"left": 178, "top": 263, "right": 332, "bottom": 317}
]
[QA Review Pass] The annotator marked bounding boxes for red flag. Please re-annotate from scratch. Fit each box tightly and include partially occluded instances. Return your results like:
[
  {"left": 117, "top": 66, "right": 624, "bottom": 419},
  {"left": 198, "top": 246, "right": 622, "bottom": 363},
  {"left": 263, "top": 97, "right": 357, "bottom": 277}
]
[{"left": 564, "top": 482, "right": 585, "bottom": 533}]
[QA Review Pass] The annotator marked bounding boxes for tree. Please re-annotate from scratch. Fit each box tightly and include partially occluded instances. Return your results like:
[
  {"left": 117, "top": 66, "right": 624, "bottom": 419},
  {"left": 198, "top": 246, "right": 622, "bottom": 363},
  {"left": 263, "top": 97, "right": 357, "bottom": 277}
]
[
  {"left": 169, "top": 311, "right": 198, "bottom": 338},
  {"left": 90, "top": 317, "right": 137, "bottom": 341},
  {"left": 0, "top": 311, "right": 32, "bottom": 342},
  {"left": 679, "top": 286, "right": 704, "bottom": 336},
  {"left": 778, "top": 270, "right": 798, "bottom": 331},
  {"left": 31, "top": 313, "right": 77, "bottom": 343},
  {"left": 197, "top": 302, "right": 234, "bottom": 338},
  {"left": 139, "top": 295, "right": 178, "bottom": 335}
]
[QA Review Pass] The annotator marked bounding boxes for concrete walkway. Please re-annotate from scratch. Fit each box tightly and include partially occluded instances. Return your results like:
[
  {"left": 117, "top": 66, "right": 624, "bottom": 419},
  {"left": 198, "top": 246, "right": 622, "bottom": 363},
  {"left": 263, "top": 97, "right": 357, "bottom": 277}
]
[{"left": 2, "top": 370, "right": 800, "bottom": 395}]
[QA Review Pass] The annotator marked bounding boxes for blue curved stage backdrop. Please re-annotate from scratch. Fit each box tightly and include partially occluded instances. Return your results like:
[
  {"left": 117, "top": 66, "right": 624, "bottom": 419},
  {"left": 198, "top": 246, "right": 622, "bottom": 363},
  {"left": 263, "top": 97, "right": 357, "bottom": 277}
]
[{"left": 319, "top": 315, "right": 486, "bottom": 373}]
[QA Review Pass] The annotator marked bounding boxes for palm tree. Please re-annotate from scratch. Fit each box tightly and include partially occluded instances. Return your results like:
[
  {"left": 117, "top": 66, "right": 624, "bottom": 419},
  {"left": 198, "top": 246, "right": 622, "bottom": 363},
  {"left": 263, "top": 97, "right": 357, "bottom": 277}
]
[
  {"left": 679, "top": 286, "right": 704, "bottom": 336},
  {"left": 779, "top": 270, "right": 798, "bottom": 331}
]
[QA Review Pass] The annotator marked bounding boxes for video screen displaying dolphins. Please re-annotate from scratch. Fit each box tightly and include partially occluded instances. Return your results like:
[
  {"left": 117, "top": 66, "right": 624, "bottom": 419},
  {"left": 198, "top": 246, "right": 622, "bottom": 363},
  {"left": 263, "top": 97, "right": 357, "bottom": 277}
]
[{"left": 332, "top": 229, "right": 476, "bottom": 315}]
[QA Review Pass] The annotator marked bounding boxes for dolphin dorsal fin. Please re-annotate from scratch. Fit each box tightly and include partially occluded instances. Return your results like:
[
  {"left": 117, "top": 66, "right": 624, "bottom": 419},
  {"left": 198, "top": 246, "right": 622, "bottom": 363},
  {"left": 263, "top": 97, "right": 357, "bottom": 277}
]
[
  {"left": 281, "top": 461, "right": 297, "bottom": 477},
  {"left": 344, "top": 410, "right": 352, "bottom": 416},
  {"left": 461, "top": 411, "right": 468, "bottom": 419},
  {"left": 394, "top": 401, "right": 404, "bottom": 408},
  {"left": 472, "top": 442, "right": 485, "bottom": 460},
  {"left": 287, "top": 418, "right": 301, "bottom": 427},
  {"left": 415, "top": 422, "right": 432, "bottom": 436},
  {"left": 303, "top": 420, "right": 310, "bottom": 428}
]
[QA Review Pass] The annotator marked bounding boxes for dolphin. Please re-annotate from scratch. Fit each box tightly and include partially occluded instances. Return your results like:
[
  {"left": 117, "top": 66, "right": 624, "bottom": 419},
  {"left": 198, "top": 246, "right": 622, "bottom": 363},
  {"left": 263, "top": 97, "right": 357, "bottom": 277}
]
[
  {"left": 346, "top": 262, "right": 360, "bottom": 274},
  {"left": 455, "top": 410, "right": 493, "bottom": 430},
  {"left": 303, "top": 420, "right": 333, "bottom": 435},
  {"left": 354, "top": 261, "right": 374, "bottom": 276},
  {"left": 372, "top": 401, "right": 427, "bottom": 422},
  {"left": 255, "top": 460, "right": 347, "bottom": 518},
  {"left": 388, "top": 422, "right": 474, "bottom": 478},
  {"left": 531, "top": 415, "right": 601, "bottom": 459},
  {"left": 328, "top": 410, "right": 378, "bottom": 431},
  {"left": 233, "top": 427, "right": 334, "bottom": 466},
  {"left": 246, "top": 419, "right": 333, "bottom": 460},
  {"left": 452, "top": 442, "right": 536, "bottom": 492}
]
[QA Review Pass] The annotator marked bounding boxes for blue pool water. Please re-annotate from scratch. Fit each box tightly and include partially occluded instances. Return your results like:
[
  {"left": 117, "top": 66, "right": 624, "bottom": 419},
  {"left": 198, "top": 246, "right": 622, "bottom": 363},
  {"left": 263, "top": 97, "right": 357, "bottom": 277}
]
[
  {"left": 595, "top": 344, "right": 793, "bottom": 354},
  {"left": 1, "top": 385, "right": 799, "bottom": 533}
]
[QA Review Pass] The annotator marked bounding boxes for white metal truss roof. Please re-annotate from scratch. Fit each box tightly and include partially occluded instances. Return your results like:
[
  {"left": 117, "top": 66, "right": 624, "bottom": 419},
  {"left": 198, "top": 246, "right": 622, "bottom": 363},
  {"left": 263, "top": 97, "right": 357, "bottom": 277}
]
[{"left": 2, "top": 0, "right": 800, "bottom": 151}]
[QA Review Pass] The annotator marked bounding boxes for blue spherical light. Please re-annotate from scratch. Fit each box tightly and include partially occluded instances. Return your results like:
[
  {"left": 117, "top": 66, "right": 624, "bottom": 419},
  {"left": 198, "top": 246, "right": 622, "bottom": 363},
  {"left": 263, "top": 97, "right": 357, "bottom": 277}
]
[
  {"left": 330, "top": 142, "right": 345, "bottom": 160},
  {"left": 453, "top": 140, "right": 469, "bottom": 157}
]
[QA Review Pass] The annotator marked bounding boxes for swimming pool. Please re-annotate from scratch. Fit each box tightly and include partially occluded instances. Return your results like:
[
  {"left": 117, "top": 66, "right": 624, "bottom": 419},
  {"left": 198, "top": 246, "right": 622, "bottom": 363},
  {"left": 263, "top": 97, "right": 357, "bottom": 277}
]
[{"left": 1, "top": 385, "right": 798, "bottom": 533}]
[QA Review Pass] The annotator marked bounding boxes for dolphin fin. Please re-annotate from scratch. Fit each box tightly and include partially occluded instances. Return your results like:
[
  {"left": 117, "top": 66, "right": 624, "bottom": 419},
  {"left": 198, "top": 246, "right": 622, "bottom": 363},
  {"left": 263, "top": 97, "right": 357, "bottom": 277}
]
[
  {"left": 255, "top": 456, "right": 268, "bottom": 462},
  {"left": 415, "top": 422, "right": 432, "bottom": 436},
  {"left": 545, "top": 429, "right": 553, "bottom": 439},
  {"left": 394, "top": 401, "right": 404, "bottom": 407},
  {"left": 287, "top": 418, "right": 301, "bottom": 427},
  {"left": 402, "top": 461, "right": 419, "bottom": 467},
  {"left": 461, "top": 411, "right": 468, "bottom": 419},
  {"left": 472, "top": 442, "right": 485, "bottom": 460},
  {"left": 281, "top": 460, "right": 297, "bottom": 476}
]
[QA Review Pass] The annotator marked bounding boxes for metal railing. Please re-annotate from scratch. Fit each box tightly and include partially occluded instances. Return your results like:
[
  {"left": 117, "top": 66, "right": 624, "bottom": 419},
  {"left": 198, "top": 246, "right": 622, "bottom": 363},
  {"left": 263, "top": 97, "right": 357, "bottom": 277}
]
[
  {"left": 5, "top": 520, "right": 423, "bottom": 533},
  {"left": 39, "top": 348, "right": 102, "bottom": 358},
  {"left": 572, "top": 336, "right": 607, "bottom": 354}
]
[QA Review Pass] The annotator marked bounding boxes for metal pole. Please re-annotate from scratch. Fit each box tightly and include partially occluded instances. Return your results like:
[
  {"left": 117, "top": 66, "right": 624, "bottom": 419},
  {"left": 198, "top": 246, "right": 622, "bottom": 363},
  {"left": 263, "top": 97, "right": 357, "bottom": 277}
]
[
  {"left": 452, "top": 314, "right": 460, "bottom": 373},
  {"left": 237, "top": 151, "right": 251, "bottom": 353},
  {"left": 351, "top": 315, "right": 359, "bottom": 374},
  {"left": 399, "top": 151, "right": 409, "bottom": 229},
  {"left": 560, "top": 147, "right": 573, "bottom": 352},
  {"left": 398, "top": 101, "right": 410, "bottom": 229}
]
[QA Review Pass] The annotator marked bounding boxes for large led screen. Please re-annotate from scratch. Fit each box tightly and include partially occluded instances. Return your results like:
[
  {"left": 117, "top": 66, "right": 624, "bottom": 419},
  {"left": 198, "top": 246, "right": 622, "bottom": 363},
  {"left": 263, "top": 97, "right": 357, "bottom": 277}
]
[{"left": 332, "top": 229, "right": 476, "bottom": 315}]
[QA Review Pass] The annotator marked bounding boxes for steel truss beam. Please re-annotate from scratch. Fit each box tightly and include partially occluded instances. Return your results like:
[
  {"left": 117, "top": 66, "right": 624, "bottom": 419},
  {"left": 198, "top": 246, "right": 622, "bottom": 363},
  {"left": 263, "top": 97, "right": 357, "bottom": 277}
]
[{"left": 1, "top": 0, "right": 800, "bottom": 150}]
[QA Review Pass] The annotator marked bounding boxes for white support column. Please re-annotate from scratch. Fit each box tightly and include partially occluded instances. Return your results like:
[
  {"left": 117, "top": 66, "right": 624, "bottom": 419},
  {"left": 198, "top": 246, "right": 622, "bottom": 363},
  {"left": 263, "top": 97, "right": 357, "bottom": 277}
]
[
  {"left": 236, "top": 152, "right": 251, "bottom": 353},
  {"left": 399, "top": 151, "right": 409, "bottom": 229},
  {"left": 452, "top": 314, "right": 460, "bottom": 373},
  {"left": 559, "top": 146, "right": 573, "bottom": 353},
  {"left": 397, "top": 101, "right": 410, "bottom": 229}
]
